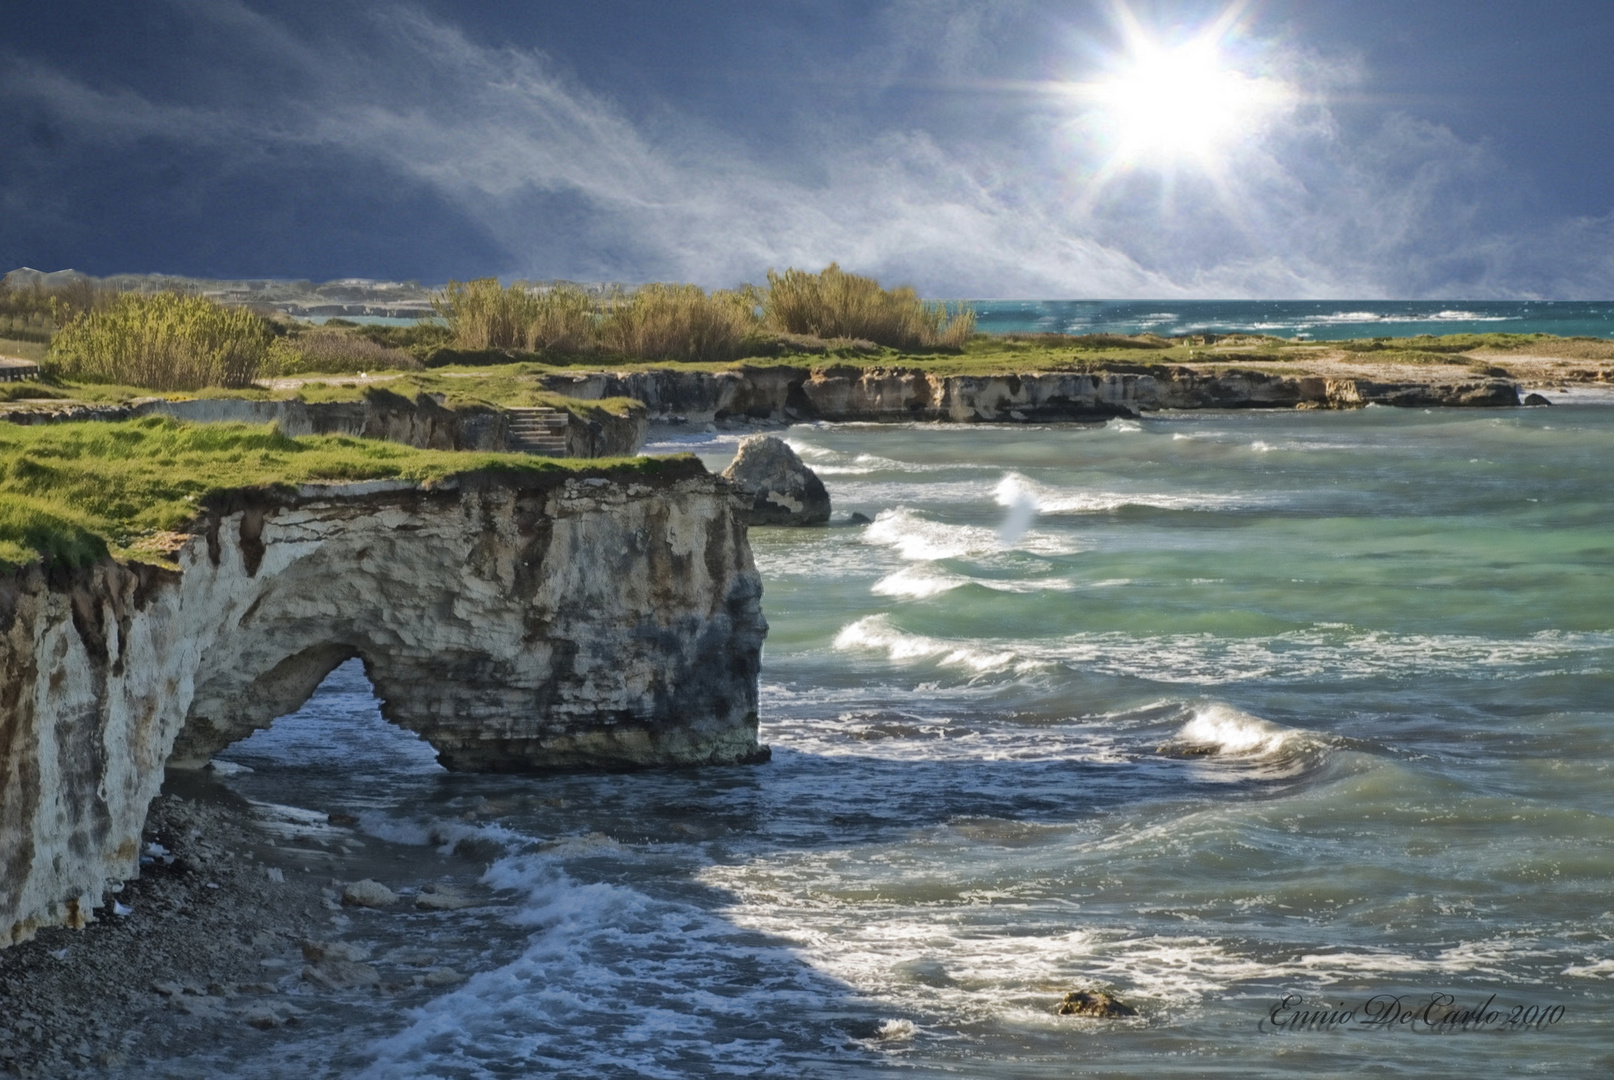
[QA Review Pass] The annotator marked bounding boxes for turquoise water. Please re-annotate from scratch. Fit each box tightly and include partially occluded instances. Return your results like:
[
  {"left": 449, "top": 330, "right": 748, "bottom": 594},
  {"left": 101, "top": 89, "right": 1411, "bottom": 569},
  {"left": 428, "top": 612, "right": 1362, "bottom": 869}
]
[
  {"left": 970, "top": 299, "right": 1614, "bottom": 340},
  {"left": 198, "top": 406, "right": 1613, "bottom": 1078}
]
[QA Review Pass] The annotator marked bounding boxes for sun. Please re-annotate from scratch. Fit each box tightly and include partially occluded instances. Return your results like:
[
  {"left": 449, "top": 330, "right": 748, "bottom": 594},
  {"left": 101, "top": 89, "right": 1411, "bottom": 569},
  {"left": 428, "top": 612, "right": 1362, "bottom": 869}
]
[{"left": 1069, "top": 5, "right": 1294, "bottom": 170}]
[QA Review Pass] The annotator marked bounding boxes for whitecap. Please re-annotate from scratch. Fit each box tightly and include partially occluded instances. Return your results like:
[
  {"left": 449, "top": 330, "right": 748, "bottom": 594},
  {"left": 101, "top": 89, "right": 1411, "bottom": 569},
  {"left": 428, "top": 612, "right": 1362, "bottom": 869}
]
[
  {"left": 833, "top": 614, "right": 1022, "bottom": 674},
  {"left": 861, "top": 506, "right": 1078, "bottom": 559},
  {"left": 1305, "top": 311, "right": 1384, "bottom": 324},
  {"left": 871, "top": 565, "right": 1079, "bottom": 600},
  {"left": 1428, "top": 310, "right": 1516, "bottom": 322},
  {"left": 1173, "top": 703, "right": 1312, "bottom": 760},
  {"left": 829, "top": 620, "right": 1614, "bottom": 686},
  {"left": 994, "top": 472, "right": 1264, "bottom": 515},
  {"left": 871, "top": 566, "right": 972, "bottom": 599}
]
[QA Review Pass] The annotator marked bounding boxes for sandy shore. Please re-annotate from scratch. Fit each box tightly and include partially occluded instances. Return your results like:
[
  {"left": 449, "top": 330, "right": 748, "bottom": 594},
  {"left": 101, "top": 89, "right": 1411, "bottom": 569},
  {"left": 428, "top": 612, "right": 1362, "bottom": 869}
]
[{"left": 0, "top": 771, "right": 499, "bottom": 1078}]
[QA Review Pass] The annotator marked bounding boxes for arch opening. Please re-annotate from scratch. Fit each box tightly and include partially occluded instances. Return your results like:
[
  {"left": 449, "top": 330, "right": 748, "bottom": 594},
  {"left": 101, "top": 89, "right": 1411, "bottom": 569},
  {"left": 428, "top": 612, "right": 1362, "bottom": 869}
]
[{"left": 211, "top": 657, "right": 445, "bottom": 805}]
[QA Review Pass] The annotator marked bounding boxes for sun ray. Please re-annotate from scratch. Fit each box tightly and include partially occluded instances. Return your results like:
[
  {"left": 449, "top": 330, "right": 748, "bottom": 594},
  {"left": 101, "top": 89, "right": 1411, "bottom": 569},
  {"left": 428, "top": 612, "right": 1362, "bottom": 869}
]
[{"left": 1064, "top": 2, "right": 1295, "bottom": 175}]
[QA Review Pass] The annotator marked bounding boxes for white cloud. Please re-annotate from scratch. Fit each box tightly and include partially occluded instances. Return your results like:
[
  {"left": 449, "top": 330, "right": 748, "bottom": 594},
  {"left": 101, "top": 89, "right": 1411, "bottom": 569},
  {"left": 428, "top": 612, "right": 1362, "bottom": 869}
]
[{"left": 5, "top": 0, "right": 1613, "bottom": 298}]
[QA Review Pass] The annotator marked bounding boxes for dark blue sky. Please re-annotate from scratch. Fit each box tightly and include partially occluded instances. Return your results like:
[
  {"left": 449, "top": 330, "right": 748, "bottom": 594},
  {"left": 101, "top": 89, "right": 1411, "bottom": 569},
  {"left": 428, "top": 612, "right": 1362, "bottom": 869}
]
[{"left": 4, "top": 1, "right": 1613, "bottom": 297}]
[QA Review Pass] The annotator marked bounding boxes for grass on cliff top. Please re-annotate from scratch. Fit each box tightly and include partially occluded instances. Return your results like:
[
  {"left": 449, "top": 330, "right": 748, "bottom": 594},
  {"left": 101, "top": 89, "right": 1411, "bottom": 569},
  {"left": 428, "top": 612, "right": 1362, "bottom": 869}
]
[
  {"left": 0, "top": 417, "right": 684, "bottom": 572},
  {"left": 4, "top": 330, "right": 1608, "bottom": 411},
  {"left": 0, "top": 370, "right": 643, "bottom": 419}
]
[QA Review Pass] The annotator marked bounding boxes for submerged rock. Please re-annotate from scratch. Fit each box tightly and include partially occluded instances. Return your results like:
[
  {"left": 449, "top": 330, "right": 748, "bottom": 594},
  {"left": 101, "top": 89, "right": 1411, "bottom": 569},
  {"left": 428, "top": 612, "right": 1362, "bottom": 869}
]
[
  {"left": 1057, "top": 990, "right": 1137, "bottom": 1018},
  {"left": 415, "top": 884, "right": 477, "bottom": 911},
  {"left": 722, "top": 435, "right": 831, "bottom": 526},
  {"left": 340, "top": 880, "right": 397, "bottom": 908}
]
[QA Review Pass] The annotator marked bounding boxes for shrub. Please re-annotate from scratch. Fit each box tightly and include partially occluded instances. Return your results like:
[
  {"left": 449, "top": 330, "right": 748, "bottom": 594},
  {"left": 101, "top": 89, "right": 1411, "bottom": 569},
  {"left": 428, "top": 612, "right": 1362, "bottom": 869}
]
[
  {"left": 47, "top": 293, "right": 272, "bottom": 390},
  {"left": 265, "top": 329, "right": 422, "bottom": 376},
  {"left": 598, "top": 284, "right": 758, "bottom": 362},
  {"left": 0, "top": 276, "right": 112, "bottom": 340},
  {"left": 762, "top": 264, "right": 974, "bottom": 349},
  {"left": 433, "top": 279, "right": 596, "bottom": 353}
]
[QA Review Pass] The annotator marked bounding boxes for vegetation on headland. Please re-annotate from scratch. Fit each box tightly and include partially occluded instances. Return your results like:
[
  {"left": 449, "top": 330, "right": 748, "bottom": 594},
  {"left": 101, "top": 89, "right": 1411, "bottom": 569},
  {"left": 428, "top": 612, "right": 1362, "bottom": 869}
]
[
  {"left": 0, "top": 417, "right": 684, "bottom": 572},
  {"left": 48, "top": 292, "right": 272, "bottom": 391},
  {"left": 4, "top": 327, "right": 1611, "bottom": 415},
  {"left": 429, "top": 264, "right": 973, "bottom": 360},
  {"left": 5, "top": 267, "right": 1612, "bottom": 404},
  {"left": 761, "top": 264, "right": 974, "bottom": 349}
]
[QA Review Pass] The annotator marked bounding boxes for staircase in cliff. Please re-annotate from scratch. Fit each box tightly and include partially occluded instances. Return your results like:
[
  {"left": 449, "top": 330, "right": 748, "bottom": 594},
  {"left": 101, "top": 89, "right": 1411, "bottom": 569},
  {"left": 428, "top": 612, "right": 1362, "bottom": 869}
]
[{"left": 505, "top": 407, "right": 569, "bottom": 456}]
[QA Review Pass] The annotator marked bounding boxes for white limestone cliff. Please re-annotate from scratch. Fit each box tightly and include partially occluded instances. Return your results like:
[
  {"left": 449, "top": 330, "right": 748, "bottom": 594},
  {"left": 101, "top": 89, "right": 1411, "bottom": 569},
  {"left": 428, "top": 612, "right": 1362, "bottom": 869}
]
[{"left": 0, "top": 464, "right": 765, "bottom": 945}]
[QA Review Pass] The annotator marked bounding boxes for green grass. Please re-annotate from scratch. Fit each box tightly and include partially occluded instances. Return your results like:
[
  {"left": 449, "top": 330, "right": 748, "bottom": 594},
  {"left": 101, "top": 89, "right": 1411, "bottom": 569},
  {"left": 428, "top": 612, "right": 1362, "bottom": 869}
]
[
  {"left": 0, "top": 417, "right": 687, "bottom": 572},
  {"left": 0, "top": 336, "right": 49, "bottom": 362},
  {"left": 0, "top": 368, "right": 644, "bottom": 422},
  {"left": 8, "top": 326, "right": 1607, "bottom": 416},
  {"left": 1337, "top": 332, "right": 1553, "bottom": 354}
]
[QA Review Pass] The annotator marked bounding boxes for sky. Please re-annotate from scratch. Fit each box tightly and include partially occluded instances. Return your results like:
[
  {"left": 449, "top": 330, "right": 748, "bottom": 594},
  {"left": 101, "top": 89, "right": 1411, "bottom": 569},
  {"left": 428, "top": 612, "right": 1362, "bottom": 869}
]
[{"left": 3, "top": 0, "right": 1613, "bottom": 298}]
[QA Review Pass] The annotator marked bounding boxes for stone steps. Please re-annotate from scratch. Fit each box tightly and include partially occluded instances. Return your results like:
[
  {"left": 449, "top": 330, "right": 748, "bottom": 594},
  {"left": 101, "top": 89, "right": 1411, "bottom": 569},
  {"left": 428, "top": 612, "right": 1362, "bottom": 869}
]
[{"left": 505, "top": 407, "right": 570, "bottom": 456}]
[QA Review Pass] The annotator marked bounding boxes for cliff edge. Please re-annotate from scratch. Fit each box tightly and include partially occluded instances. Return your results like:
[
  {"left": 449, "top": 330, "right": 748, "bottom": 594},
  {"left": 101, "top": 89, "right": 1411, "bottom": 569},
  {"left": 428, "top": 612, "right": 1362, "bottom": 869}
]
[{"left": 0, "top": 464, "right": 766, "bottom": 946}]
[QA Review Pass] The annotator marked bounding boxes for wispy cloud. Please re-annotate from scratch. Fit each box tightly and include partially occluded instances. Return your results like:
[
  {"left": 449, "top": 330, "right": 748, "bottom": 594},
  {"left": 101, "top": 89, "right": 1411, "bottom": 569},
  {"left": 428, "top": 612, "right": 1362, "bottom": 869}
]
[{"left": 4, "top": 0, "right": 1611, "bottom": 297}]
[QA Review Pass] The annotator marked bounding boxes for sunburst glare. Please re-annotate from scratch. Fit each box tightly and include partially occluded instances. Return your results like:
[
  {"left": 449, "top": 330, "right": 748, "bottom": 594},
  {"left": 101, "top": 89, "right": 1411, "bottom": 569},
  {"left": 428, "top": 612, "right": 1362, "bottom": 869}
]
[{"left": 1068, "top": 3, "right": 1296, "bottom": 172}]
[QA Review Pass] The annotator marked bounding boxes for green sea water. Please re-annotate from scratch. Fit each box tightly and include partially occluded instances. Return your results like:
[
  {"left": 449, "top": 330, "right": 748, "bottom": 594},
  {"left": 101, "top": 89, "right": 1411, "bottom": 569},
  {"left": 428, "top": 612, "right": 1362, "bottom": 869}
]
[{"left": 198, "top": 404, "right": 1613, "bottom": 1078}]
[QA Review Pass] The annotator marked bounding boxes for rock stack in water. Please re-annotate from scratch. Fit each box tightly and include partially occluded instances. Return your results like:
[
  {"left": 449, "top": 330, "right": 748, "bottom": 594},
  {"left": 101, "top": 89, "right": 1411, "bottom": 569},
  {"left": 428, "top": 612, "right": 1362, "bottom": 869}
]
[{"left": 721, "top": 435, "right": 831, "bottom": 526}]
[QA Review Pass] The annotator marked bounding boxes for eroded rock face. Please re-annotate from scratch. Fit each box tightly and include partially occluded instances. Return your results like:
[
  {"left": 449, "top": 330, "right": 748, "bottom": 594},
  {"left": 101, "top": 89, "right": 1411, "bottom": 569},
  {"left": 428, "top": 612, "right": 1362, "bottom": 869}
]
[
  {"left": 538, "top": 366, "right": 1521, "bottom": 423},
  {"left": 1, "top": 393, "right": 650, "bottom": 458},
  {"left": 721, "top": 436, "right": 831, "bottom": 526},
  {"left": 0, "top": 465, "right": 766, "bottom": 945}
]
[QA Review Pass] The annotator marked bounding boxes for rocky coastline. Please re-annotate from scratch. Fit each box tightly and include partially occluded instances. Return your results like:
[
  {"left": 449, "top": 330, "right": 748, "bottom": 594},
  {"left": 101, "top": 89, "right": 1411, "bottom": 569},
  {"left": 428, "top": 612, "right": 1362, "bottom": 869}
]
[
  {"left": 0, "top": 463, "right": 766, "bottom": 949},
  {"left": 538, "top": 363, "right": 1522, "bottom": 423},
  {"left": 0, "top": 771, "right": 503, "bottom": 1077},
  {"left": 0, "top": 393, "right": 650, "bottom": 459}
]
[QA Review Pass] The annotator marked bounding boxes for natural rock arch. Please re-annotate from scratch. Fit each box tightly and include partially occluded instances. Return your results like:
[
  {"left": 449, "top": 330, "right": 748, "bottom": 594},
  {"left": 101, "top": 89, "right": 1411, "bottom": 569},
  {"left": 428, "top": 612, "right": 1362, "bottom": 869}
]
[{"left": 2, "top": 467, "right": 767, "bottom": 943}]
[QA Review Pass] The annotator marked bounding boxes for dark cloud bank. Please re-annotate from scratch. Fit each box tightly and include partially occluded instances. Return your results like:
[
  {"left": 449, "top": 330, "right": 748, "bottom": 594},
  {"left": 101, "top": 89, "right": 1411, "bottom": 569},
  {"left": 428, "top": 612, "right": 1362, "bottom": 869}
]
[{"left": 3, "top": 0, "right": 1613, "bottom": 298}]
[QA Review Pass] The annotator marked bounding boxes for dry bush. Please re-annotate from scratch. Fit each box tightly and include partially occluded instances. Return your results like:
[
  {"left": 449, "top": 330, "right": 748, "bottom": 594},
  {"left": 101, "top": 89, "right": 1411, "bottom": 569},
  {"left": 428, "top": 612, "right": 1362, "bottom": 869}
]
[
  {"left": 46, "top": 292, "right": 271, "bottom": 390},
  {"left": 762, "top": 264, "right": 974, "bottom": 349},
  {"left": 433, "top": 279, "right": 596, "bottom": 353},
  {"left": 266, "top": 329, "right": 422, "bottom": 376},
  {"left": 599, "top": 284, "right": 759, "bottom": 362}
]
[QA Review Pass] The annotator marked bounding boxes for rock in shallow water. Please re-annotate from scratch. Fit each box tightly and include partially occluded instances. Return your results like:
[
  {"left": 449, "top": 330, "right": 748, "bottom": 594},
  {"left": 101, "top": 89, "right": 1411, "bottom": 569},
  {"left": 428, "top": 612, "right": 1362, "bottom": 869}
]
[
  {"left": 1057, "top": 990, "right": 1137, "bottom": 1018},
  {"left": 340, "top": 880, "right": 397, "bottom": 908},
  {"left": 722, "top": 435, "right": 831, "bottom": 526},
  {"left": 414, "top": 883, "right": 476, "bottom": 911}
]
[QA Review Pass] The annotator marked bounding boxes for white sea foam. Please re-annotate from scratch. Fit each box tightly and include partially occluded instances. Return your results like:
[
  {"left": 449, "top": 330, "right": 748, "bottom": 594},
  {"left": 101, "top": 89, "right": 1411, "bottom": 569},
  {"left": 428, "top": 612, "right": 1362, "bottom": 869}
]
[
  {"left": 871, "top": 566, "right": 973, "bottom": 598},
  {"left": 831, "top": 616, "right": 1614, "bottom": 685},
  {"left": 861, "top": 506, "right": 1079, "bottom": 560},
  {"left": 361, "top": 853, "right": 860, "bottom": 1078},
  {"left": 834, "top": 614, "right": 1022, "bottom": 673},
  {"left": 1429, "top": 310, "right": 1516, "bottom": 322},
  {"left": 1308, "top": 311, "right": 1385, "bottom": 323},
  {"left": 993, "top": 472, "right": 1264, "bottom": 515},
  {"left": 1169, "top": 704, "right": 1325, "bottom": 779}
]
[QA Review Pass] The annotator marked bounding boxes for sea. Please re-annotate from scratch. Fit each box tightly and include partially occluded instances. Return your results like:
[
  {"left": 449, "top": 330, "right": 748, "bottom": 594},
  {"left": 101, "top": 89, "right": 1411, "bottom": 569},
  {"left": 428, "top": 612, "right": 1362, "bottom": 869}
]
[
  {"left": 168, "top": 395, "right": 1613, "bottom": 1075},
  {"left": 969, "top": 299, "right": 1614, "bottom": 340},
  {"left": 317, "top": 298, "right": 1614, "bottom": 340}
]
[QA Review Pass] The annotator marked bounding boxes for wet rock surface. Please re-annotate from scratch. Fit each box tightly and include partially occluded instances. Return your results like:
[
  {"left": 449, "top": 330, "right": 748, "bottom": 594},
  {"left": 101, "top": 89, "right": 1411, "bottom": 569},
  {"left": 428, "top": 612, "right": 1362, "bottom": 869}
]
[
  {"left": 0, "top": 775, "right": 504, "bottom": 1077},
  {"left": 1056, "top": 990, "right": 1138, "bottom": 1018},
  {"left": 721, "top": 435, "right": 831, "bottom": 526}
]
